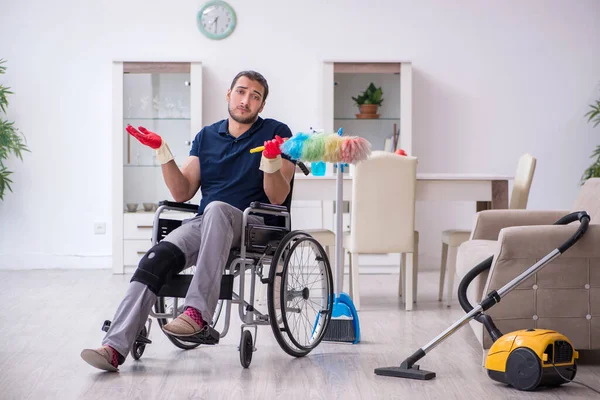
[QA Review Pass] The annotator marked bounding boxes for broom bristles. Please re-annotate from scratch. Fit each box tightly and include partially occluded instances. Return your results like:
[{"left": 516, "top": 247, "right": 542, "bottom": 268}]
[{"left": 324, "top": 319, "right": 357, "bottom": 342}]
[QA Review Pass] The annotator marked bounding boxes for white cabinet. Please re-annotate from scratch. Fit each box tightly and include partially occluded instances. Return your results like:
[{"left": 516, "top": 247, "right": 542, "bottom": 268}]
[
  {"left": 123, "top": 240, "right": 152, "bottom": 268},
  {"left": 122, "top": 211, "right": 194, "bottom": 268},
  {"left": 112, "top": 61, "right": 203, "bottom": 273}
]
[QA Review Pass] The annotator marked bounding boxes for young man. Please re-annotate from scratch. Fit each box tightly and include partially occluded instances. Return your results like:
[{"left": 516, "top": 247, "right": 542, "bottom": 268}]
[{"left": 81, "top": 71, "right": 296, "bottom": 372}]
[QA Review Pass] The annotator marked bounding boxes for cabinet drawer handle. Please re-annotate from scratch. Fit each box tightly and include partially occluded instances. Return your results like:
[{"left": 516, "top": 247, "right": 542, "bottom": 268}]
[
  {"left": 137, "top": 251, "right": 146, "bottom": 255},
  {"left": 137, "top": 225, "right": 153, "bottom": 229}
]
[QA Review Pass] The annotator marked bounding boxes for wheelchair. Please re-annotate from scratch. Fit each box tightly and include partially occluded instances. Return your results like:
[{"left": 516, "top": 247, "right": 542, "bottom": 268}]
[{"left": 104, "top": 167, "right": 334, "bottom": 368}]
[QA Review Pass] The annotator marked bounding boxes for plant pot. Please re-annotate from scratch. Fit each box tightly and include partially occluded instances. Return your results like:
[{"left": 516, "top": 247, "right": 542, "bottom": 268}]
[
  {"left": 360, "top": 104, "right": 378, "bottom": 114},
  {"left": 356, "top": 104, "right": 380, "bottom": 119}
]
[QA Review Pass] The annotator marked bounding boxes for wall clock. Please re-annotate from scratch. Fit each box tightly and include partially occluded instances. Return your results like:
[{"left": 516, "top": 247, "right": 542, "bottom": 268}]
[{"left": 197, "top": 0, "right": 237, "bottom": 40}]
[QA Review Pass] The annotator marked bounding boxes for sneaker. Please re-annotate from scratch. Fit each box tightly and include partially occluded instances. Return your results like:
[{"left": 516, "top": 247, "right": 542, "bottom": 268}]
[
  {"left": 80, "top": 346, "right": 120, "bottom": 372},
  {"left": 162, "top": 313, "right": 202, "bottom": 336}
]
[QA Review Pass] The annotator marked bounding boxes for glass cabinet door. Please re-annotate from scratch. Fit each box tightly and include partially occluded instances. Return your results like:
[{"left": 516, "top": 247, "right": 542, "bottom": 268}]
[{"left": 121, "top": 62, "right": 200, "bottom": 211}]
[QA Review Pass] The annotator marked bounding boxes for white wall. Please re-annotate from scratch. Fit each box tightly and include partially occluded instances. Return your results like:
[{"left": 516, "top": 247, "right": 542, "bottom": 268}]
[{"left": 0, "top": 0, "right": 599, "bottom": 269}]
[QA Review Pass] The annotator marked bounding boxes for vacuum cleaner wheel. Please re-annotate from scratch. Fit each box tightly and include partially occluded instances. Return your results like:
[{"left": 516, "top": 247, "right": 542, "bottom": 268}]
[{"left": 506, "top": 347, "right": 542, "bottom": 391}]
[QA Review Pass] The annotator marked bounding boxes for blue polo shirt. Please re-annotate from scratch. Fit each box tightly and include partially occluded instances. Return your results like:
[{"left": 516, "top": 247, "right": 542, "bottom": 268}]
[{"left": 189, "top": 117, "right": 293, "bottom": 225}]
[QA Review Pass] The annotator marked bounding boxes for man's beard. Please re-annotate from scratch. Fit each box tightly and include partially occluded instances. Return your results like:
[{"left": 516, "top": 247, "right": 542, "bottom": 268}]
[{"left": 228, "top": 104, "right": 258, "bottom": 125}]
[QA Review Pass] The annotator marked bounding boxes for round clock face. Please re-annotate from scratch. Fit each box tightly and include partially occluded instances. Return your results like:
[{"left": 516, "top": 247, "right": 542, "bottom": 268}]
[{"left": 197, "top": 1, "right": 237, "bottom": 40}]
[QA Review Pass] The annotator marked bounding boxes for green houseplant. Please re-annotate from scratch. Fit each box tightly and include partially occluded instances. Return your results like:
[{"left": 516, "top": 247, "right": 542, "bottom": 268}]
[
  {"left": 352, "top": 82, "right": 384, "bottom": 119},
  {"left": 0, "top": 59, "right": 30, "bottom": 200},
  {"left": 581, "top": 96, "right": 600, "bottom": 185}
]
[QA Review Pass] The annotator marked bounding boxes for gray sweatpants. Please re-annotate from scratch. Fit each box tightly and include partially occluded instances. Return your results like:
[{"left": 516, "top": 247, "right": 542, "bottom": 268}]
[{"left": 102, "top": 201, "right": 263, "bottom": 359}]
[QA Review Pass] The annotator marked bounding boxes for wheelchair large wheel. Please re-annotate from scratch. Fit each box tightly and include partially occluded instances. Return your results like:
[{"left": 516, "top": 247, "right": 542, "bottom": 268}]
[{"left": 267, "top": 231, "right": 334, "bottom": 357}]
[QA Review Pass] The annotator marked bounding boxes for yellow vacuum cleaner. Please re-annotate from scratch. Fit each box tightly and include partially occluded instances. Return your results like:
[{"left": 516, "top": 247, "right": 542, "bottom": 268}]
[
  {"left": 375, "top": 211, "right": 589, "bottom": 391},
  {"left": 485, "top": 328, "right": 577, "bottom": 390}
]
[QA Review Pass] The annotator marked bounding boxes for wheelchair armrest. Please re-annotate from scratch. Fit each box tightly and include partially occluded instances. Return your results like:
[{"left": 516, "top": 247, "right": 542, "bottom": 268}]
[
  {"left": 158, "top": 200, "right": 198, "bottom": 213},
  {"left": 249, "top": 202, "right": 288, "bottom": 213}
]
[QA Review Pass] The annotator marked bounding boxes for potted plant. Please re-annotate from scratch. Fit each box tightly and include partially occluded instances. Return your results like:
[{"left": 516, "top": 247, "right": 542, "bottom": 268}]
[
  {"left": 352, "top": 82, "right": 384, "bottom": 119},
  {"left": 581, "top": 95, "right": 600, "bottom": 185},
  {"left": 0, "top": 59, "right": 30, "bottom": 200}
]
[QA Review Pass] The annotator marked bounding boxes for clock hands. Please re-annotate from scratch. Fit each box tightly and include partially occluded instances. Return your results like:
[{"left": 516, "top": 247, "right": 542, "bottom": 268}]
[{"left": 206, "top": 16, "right": 220, "bottom": 33}]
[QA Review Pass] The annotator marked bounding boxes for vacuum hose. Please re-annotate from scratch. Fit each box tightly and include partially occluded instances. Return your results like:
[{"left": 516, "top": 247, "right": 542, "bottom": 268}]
[
  {"left": 457, "top": 211, "right": 591, "bottom": 343},
  {"left": 456, "top": 256, "right": 503, "bottom": 341}
]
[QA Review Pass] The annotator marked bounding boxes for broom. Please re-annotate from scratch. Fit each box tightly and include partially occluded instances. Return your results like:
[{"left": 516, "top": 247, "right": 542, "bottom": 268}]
[{"left": 251, "top": 129, "right": 371, "bottom": 343}]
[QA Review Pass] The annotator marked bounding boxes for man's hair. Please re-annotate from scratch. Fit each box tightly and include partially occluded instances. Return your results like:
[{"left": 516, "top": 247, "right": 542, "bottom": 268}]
[{"left": 230, "top": 70, "right": 269, "bottom": 102}]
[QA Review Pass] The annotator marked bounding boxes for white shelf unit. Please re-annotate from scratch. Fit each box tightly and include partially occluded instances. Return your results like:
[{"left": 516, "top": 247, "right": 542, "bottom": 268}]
[
  {"left": 112, "top": 61, "right": 203, "bottom": 274},
  {"left": 322, "top": 61, "right": 413, "bottom": 156},
  {"left": 320, "top": 61, "right": 413, "bottom": 269}
]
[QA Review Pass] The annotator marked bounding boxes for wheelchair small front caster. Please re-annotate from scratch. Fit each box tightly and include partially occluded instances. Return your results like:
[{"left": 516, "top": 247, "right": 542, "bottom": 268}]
[
  {"left": 131, "top": 325, "right": 150, "bottom": 360},
  {"left": 239, "top": 330, "right": 253, "bottom": 368}
]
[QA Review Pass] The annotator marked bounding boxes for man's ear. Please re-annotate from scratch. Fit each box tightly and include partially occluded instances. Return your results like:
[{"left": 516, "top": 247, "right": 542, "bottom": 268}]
[
  {"left": 258, "top": 101, "right": 266, "bottom": 113},
  {"left": 226, "top": 89, "right": 231, "bottom": 103}
]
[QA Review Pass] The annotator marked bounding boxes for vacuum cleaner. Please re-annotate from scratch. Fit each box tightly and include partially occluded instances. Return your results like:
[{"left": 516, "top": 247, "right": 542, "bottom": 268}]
[{"left": 374, "top": 211, "right": 590, "bottom": 391}]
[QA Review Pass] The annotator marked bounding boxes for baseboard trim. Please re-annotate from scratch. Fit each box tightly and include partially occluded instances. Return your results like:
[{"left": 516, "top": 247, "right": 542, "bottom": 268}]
[{"left": 0, "top": 254, "right": 112, "bottom": 269}]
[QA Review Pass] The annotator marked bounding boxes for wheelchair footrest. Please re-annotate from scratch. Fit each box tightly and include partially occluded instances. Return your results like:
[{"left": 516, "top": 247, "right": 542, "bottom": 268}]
[{"left": 169, "top": 325, "right": 220, "bottom": 345}]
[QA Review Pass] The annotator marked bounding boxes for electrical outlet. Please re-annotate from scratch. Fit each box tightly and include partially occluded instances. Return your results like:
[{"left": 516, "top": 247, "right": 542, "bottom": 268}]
[{"left": 94, "top": 222, "right": 106, "bottom": 235}]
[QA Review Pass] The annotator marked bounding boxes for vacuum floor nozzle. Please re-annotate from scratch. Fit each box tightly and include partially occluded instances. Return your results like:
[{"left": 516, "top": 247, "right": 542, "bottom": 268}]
[{"left": 374, "top": 365, "right": 436, "bottom": 380}]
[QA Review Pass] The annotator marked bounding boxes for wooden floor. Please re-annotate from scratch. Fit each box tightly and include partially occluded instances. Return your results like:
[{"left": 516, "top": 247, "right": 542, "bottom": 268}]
[{"left": 1, "top": 269, "right": 599, "bottom": 400}]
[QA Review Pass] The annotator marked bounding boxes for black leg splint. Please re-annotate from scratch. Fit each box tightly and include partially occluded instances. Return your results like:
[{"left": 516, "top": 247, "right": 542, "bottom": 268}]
[{"left": 131, "top": 241, "right": 186, "bottom": 295}]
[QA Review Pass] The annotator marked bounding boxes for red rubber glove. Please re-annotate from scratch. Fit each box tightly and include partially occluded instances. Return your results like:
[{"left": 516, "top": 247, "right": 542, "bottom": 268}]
[
  {"left": 126, "top": 125, "right": 163, "bottom": 149},
  {"left": 394, "top": 148, "right": 407, "bottom": 156},
  {"left": 125, "top": 125, "right": 173, "bottom": 164},
  {"left": 263, "top": 135, "right": 284, "bottom": 159}
]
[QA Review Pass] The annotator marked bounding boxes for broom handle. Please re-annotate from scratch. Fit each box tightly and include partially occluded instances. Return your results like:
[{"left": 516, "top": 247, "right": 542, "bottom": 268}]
[{"left": 335, "top": 162, "right": 344, "bottom": 297}]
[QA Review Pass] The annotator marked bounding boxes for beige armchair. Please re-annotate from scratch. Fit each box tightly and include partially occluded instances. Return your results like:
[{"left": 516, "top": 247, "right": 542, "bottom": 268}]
[
  {"left": 343, "top": 151, "right": 419, "bottom": 311},
  {"left": 455, "top": 178, "right": 600, "bottom": 353}
]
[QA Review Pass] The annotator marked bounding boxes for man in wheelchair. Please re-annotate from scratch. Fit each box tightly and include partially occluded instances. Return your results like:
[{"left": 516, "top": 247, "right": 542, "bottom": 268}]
[{"left": 81, "top": 70, "right": 297, "bottom": 372}]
